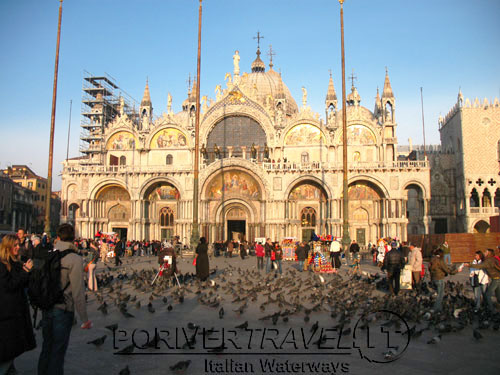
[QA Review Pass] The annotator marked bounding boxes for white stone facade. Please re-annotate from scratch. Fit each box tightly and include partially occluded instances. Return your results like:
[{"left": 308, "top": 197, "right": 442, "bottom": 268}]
[{"left": 61, "top": 52, "right": 431, "bottom": 244}]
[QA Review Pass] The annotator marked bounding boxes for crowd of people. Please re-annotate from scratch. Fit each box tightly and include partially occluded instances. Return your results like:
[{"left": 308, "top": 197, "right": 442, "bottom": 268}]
[{"left": 1, "top": 226, "right": 500, "bottom": 374}]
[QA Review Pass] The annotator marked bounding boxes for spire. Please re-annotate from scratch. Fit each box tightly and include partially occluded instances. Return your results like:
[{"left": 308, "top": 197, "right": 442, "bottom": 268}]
[
  {"left": 382, "top": 67, "right": 394, "bottom": 98},
  {"left": 267, "top": 45, "right": 276, "bottom": 70},
  {"left": 326, "top": 71, "right": 337, "bottom": 101},
  {"left": 141, "top": 78, "right": 151, "bottom": 106},
  {"left": 374, "top": 86, "right": 381, "bottom": 114},
  {"left": 276, "top": 70, "right": 286, "bottom": 99}
]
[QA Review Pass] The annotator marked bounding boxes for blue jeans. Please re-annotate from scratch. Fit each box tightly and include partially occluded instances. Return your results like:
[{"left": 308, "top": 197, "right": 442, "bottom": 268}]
[
  {"left": 443, "top": 253, "right": 451, "bottom": 265},
  {"left": 485, "top": 278, "right": 500, "bottom": 312},
  {"left": 433, "top": 279, "right": 445, "bottom": 311},
  {"left": 298, "top": 260, "right": 304, "bottom": 271},
  {"left": 38, "top": 308, "right": 75, "bottom": 375},
  {"left": 275, "top": 260, "right": 282, "bottom": 274},
  {"left": 473, "top": 284, "right": 487, "bottom": 310},
  {"left": 266, "top": 257, "right": 271, "bottom": 273}
]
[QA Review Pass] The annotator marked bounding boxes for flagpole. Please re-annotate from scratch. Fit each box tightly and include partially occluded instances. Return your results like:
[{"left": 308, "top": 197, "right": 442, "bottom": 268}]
[{"left": 44, "top": 0, "right": 64, "bottom": 234}]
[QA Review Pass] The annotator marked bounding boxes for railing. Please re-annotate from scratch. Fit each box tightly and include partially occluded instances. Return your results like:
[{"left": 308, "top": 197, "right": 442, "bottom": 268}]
[
  {"left": 469, "top": 207, "right": 499, "bottom": 214},
  {"left": 63, "top": 159, "right": 429, "bottom": 175}
]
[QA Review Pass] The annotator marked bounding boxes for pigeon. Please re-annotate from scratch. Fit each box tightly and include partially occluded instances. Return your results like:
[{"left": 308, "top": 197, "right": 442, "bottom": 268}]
[
  {"left": 87, "top": 335, "right": 107, "bottom": 347},
  {"left": 187, "top": 322, "right": 198, "bottom": 330},
  {"left": 235, "top": 321, "right": 248, "bottom": 329},
  {"left": 427, "top": 334, "right": 441, "bottom": 344},
  {"left": 170, "top": 360, "right": 191, "bottom": 373},
  {"left": 473, "top": 329, "right": 483, "bottom": 340},
  {"left": 147, "top": 303, "right": 155, "bottom": 313},
  {"left": 383, "top": 347, "right": 398, "bottom": 360},
  {"left": 219, "top": 307, "right": 225, "bottom": 319},
  {"left": 121, "top": 310, "right": 135, "bottom": 318},
  {"left": 116, "top": 343, "right": 135, "bottom": 354},
  {"left": 162, "top": 296, "right": 168, "bottom": 304},
  {"left": 105, "top": 324, "right": 118, "bottom": 332},
  {"left": 119, "top": 365, "right": 131, "bottom": 375},
  {"left": 167, "top": 305, "right": 173, "bottom": 312}
]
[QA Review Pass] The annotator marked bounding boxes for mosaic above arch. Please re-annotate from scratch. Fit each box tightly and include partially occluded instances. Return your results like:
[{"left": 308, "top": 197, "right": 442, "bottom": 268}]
[
  {"left": 348, "top": 183, "right": 380, "bottom": 200},
  {"left": 150, "top": 128, "right": 188, "bottom": 149},
  {"left": 147, "top": 183, "right": 180, "bottom": 201},
  {"left": 284, "top": 124, "right": 326, "bottom": 146},
  {"left": 96, "top": 185, "right": 130, "bottom": 201},
  {"left": 337, "top": 125, "right": 376, "bottom": 145},
  {"left": 289, "top": 183, "right": 326, "bottom": 201},
  {"left": 106, "top": 131, "right": 137, "bottom": 150},
  {"left": 206, "top": 170, "right": 261, "bottom": 200}
]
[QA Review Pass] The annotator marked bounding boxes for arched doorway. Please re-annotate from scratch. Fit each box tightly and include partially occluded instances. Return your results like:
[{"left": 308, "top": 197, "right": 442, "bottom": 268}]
[
  {"left": 95, "top": 185, "right": 131, "bottom": 239},
  {"left": 205, "top": 169, "right": 262, "bottom": 242},
  {"left": 144, "top": 182, "right": 181, "bottom": 241},
  {"left": 288, "top": 181, "right": 328, "bottom": 241},
  {"left": 473, "top": 220, "right": 490, "bottom": 233},
  {"left": 405, "top": 184, "right": 425, "bottom": 235},
  {"left": 348, "top": 182, "right": 385, "bottom": 245}
]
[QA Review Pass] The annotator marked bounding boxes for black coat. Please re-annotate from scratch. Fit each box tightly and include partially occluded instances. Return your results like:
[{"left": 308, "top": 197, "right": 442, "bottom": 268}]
[
  {"left": 0, "top": 260, "right": 36, "bottom": 361},
  {"left": 383, "top": 249, "right": 405, "bottom": 273},
  {"left": 195, "top": 243, "right": 210, "bottom": 280},
  {"left": 295, "top": 246, "right": 307, "bottom": 261}
]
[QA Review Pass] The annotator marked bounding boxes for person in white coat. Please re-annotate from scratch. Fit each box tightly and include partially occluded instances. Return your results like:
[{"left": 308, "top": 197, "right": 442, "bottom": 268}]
[
  {"left": 408, "top": 244, "right": 423, "bottom": 291},
  {"left": 469, "top": 250, "right": 489, "bottom": 312}
]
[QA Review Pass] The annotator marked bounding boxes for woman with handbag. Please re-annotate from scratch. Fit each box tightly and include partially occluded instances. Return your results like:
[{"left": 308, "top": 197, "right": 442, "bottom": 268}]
[
  {"left": 86, "top": 241, "right": 99, "bottom": 291},
  {"left": 470, "top": 251, "right": 489, "bottom": 312}
]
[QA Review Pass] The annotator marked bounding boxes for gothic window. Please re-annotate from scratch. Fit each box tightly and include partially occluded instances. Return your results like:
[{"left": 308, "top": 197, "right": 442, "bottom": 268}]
[
  {"left": 470, "top": 188, "right": 479, "bottom": 208},
  {"left": 301, "top": 152, "right": 309, "bottom": 164},
  {"left": 119, "top": 156, "right": 126, "bottom": 165},
  {"left": 495, "top": 189, "right": 500, "bottom": 208},
  {"left": 482, "top": 189, "right": 492, "bottom": 207},
  {"left": 166, "top": 154, "right": 173, "bottom": 165},
  {"left": 301, "top": 207, "right": 316, "bottom": 227},
  {"left": 160, "top": 207, "right": 174, "bottom": 227}
]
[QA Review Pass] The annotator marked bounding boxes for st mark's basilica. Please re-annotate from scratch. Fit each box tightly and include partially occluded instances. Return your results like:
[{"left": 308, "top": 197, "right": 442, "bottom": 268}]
[{"left": 61, "top": 46, "right": 430, "bottom": 245}]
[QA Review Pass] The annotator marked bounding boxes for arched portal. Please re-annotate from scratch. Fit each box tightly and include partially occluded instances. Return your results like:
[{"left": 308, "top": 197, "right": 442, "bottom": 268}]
[
  {"left": 473, "top": 220, "right": 490, "bottom": 233},
  {"left": 95, "top": 185, "right": 131, "bottom": 239},
  {"left": 405, "top": 184, "right": 425, "bottom": 235},
  {"left": 68, "top": 203, "right": 79, "bottom": 227},
  {"left": 144, "top": 181, "right": 181, "bottom": 241},
  {"left": 348, "top": 181, "right": 385, "bottom": 245},
  {"left": 205, "top": 168, "right": 263, "bottom": 242},
  {"left": 288, "top": 180, "right": 328, "bottom": 241},
  {"left": 206, "top": 116, "right": 267, "bottom": 161}
]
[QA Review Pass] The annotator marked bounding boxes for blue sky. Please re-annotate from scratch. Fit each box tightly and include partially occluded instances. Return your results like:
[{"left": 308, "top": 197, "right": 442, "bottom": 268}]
[{"left": 0, "top": 0, "right": 499, "bottom": 190}]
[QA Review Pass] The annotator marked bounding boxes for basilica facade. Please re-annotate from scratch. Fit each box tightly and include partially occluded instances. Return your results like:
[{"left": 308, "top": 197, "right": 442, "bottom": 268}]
[{"left": 61, "top": 49, "right": 431, "bottom": 244}]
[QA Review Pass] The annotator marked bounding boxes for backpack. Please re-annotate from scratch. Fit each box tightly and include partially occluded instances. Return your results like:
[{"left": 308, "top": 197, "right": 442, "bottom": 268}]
[{"left": 28, "top": 249, "right": 73, "bottom": 311}]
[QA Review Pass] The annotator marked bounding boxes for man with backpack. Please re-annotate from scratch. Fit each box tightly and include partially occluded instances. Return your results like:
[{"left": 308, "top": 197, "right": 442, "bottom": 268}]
[
  {"left": 465, "top": 248, "right": 500, "bottom": 313},
  {"left": 37, "top": 223, "right": 92, "bottom": 375}
]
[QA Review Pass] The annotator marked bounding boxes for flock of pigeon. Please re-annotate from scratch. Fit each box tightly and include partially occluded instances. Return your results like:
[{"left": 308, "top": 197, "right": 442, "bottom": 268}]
[{"left": 84, "top": 257, "right": 500, "bottom": 374}]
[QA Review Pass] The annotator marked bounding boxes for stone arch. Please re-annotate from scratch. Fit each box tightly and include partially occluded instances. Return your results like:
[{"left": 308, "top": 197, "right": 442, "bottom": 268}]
[
  {"left": 200, "top": 104, "right": 274, "bottom": 146},
  {"left": 108, "top": 203, "right": 129, "bottom": 221},
  {"left": 90, "top": 179, "right": 130, "bottom": 200},
  {"left": 139, "top": 177, "right": 184, "bottom": 201},
  {"left": 402, "top": 180, "right": 429, "bottom": 199},
  {"left": 284, "top": 175, "right": 332, "bottom": 200},
  {"left": 482, "top": 188, "right": 492, "bottom": 207},
  {"left": 213, "top": 198, "right": 256, "bottom": 224},
  {"left": 405, "top": 183, "right": 425, "bottom": 235},
  {"left": 281, "top": 120, "right": 327, "bottom": 147},
  {"left": 201, "top": 165, "right": 267, "bottom": 201},
  {"left": 473, "top": 220, "right": 490, "bottom": 233},
  {"left": 348, "top": 175, "right": 388, "bottom": 199},
  {"left": 202, "top": 167, "right": 263, "bottom": 202},
  {"left": 66, "top": 183, "right": 78, "bottom": 202}
]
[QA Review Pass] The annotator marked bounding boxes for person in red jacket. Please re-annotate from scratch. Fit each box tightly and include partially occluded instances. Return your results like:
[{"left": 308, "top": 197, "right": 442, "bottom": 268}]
[{"left": 255, "top": 242, "right": 264, "bottom": 271}]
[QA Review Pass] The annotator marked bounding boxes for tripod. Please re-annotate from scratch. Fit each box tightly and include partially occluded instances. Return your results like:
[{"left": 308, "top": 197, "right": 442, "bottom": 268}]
[{"left": 151, "top": 262, "right": 181, "bottom": 287}]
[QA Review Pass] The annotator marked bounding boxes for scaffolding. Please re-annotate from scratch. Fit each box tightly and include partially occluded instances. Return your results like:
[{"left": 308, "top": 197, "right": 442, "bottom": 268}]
[{"left": 79, "top": 71, "right": 139, "bottom": 164}]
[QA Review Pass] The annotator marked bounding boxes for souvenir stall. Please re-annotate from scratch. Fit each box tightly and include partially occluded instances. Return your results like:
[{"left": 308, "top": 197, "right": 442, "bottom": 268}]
[{"left": 281, "top": 237, "right": 297, "bottom": 260}]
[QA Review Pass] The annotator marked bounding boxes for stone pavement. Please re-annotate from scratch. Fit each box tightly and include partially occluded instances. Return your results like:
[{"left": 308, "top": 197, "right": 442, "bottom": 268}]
[{"left": 15, "top": 255, "right": 500, "bottom": 375}]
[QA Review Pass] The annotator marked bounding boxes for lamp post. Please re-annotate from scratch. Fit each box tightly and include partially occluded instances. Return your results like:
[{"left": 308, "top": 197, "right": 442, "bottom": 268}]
[
  {"left": 339, "top": 0, "right": 351, "bottom": 251},
  {"left": 44, "top": 0, "right": 64, "bottom": 234},
  {"left": 191, "top": 0, "right": 203, "bottom": 249}
]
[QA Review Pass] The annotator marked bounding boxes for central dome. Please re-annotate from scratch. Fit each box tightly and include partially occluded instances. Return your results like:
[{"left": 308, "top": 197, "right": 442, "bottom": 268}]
[{"left": 239, "top": 51, "right": 298, "bottom": 115}]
